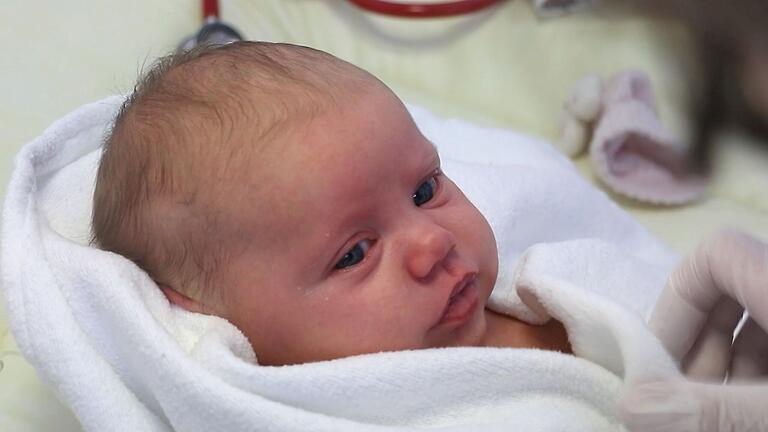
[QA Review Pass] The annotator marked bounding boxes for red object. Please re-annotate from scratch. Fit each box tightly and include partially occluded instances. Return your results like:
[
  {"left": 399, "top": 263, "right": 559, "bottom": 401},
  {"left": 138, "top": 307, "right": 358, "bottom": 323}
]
[
  {"left": 203, "top": 0, "right": 220, "bottom": 19},
  {"left": 347, "top": 0, "right": 503, "bottom": 18}
]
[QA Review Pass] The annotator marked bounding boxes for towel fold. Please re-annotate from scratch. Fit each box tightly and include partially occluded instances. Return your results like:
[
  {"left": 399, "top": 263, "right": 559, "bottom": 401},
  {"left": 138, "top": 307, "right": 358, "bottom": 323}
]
[{"left": 3, "top": 97, "right": 680, "bottom": 431}]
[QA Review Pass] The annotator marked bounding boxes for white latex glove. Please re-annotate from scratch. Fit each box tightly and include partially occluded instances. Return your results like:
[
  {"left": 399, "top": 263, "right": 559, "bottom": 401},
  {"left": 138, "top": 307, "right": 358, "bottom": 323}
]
[{"left": 620, "top": 229, "right": 768, "bottom": 432}]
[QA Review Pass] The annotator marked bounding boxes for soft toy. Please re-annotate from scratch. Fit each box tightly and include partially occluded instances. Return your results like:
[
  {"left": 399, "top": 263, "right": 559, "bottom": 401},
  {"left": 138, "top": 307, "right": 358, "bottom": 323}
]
[{"left": 556, "top": 70, "right": 708, "bottom": 205}]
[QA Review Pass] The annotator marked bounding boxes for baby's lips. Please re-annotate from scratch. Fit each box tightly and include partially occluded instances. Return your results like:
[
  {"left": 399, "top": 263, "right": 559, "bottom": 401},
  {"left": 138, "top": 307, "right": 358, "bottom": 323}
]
[
  {"left": 448, "top": 272, "right": 477, "bottom": 300},
  {"left": 438, "top": 273, "right": 480, "bottom": 325}
]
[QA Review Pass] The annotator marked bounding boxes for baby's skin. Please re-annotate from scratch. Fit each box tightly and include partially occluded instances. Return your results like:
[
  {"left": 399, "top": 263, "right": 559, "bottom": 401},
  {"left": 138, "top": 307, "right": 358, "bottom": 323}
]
[
  {"left": 167, "top": 79, "right": 570, "bottom": 364},
  {"left": 97, "top": 42, "right": 571, "bottom": 365}
]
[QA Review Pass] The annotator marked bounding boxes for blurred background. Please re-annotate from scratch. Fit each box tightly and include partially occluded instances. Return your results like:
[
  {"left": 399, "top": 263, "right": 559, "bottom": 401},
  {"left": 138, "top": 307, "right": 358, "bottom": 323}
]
[{"left": 1, "top": 1, "right": 766, "bottom": 430}]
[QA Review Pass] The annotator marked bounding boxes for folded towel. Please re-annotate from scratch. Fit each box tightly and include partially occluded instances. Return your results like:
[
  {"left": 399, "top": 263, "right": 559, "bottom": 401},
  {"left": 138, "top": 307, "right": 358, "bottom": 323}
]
[{"left": 3, "top": 97, "right": 680, "bottom": 431}]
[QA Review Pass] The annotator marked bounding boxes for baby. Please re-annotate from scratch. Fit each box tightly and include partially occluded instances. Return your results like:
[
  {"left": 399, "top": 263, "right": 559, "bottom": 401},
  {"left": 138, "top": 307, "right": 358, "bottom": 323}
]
[{"left": 92, "top": 41, "right": 570, "bottom": 366}]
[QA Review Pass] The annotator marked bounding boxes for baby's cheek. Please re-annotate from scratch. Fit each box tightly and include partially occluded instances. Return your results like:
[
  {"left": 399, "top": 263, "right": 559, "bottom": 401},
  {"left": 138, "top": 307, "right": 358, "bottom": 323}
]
[
  {"left": 355, "top": 285, "right": 432, "bottom": 342},
  {"left": 465, "top": 204, "right": 498, "bottom": 283},
  {"left": 462, "top": 199, "right": 494, "bottom": 239},
  {"left": 313, "top": 289, "right": 390, "bottom": 330}
]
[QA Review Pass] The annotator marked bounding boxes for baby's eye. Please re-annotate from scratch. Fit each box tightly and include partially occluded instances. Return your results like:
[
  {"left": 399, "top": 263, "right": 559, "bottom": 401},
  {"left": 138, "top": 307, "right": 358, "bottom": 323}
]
[
  {"left": 412, "top": 175, "right": 438, "bottom": 207},
  {"left": 334, "top": 239, "right": 373, "bottom": 270}
]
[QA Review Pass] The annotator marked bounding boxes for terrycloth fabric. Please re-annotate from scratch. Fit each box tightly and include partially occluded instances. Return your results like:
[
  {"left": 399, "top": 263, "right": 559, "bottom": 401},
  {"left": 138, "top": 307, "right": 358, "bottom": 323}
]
[{"left": 3, "top": 97, "right": 680, "bottom": 432}]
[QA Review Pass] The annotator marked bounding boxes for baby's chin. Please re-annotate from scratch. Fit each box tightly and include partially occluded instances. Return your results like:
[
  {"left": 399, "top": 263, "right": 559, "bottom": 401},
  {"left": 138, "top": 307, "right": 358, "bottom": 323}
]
[{"left": 428, "top": 300, "right": 489, "bottom": 349}]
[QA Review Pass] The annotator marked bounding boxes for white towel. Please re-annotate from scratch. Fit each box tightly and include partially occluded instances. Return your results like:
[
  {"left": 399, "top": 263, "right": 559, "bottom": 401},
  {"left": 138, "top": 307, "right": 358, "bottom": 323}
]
[{"left": 2, "top": 97, "right": 681, "bottom": 431}]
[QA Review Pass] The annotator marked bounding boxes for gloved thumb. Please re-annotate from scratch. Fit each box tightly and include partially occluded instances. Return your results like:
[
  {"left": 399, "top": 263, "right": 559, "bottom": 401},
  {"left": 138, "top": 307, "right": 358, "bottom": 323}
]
[{"left": 619, "top": 380, "right": 768, "bottom": 432}]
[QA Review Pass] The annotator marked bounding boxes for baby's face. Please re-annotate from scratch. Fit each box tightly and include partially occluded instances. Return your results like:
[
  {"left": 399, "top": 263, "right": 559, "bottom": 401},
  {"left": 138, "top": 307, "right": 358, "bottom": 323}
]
[{"left": 218, "top": 85, "right": 498, "bottom": 365}]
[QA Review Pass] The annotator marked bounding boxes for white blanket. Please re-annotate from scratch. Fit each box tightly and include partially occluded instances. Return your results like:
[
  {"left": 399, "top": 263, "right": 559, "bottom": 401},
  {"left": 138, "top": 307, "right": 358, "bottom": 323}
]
[{"left": 2, "top": 97, "right": 681, "bottom": 431}]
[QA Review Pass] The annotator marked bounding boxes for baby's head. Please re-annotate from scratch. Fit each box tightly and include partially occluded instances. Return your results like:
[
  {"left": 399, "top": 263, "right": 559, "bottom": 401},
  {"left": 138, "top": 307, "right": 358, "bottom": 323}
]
[{"left": 93, "top": 42, "right": 498, "bottom": 365}]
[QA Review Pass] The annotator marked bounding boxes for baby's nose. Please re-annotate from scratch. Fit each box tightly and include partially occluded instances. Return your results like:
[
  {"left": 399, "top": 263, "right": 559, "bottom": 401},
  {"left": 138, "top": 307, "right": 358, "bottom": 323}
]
[{"left": 405, "top": 224, "right": 456, "bottom": 280}]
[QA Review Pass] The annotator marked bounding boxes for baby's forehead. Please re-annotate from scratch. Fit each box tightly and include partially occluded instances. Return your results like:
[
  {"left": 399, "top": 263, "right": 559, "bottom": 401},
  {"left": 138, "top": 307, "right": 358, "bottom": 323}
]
[{"left": 237, "top": 101, "right": 435, "bottom": 217}]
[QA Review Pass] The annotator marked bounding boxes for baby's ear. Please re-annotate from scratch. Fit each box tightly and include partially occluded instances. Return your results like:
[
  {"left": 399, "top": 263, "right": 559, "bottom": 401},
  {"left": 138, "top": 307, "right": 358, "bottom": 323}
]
[{"left": 158, "top": 284, "right": 206, "bottom": 314}]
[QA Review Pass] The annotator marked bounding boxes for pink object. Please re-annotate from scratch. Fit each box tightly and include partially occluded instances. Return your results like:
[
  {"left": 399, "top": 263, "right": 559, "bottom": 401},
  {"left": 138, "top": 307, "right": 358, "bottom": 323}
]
[{"left": 589, "top": 70, "right": 708, "bottom": 205}]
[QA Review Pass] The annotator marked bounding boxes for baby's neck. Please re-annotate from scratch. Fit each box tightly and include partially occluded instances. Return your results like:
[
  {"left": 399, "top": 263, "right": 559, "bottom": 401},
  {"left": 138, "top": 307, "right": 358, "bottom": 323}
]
[{"left": 482, "top": 309, "right": 572, "bottom": 354}]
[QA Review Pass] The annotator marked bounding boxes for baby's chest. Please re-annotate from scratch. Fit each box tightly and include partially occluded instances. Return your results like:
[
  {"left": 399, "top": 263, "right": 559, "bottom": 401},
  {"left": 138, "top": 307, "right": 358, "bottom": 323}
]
[{"left": 483, "top": 309, "right": 572, "bottom": 353}]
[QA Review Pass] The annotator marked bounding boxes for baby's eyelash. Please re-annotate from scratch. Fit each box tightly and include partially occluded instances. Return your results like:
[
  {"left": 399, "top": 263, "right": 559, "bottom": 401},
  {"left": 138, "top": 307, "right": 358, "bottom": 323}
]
[
  {"left": 413, "top": 169, "right": 442, "bottom": 207},
  {"left": 334, "top": 239, "right": 374, "bottom": 271}
]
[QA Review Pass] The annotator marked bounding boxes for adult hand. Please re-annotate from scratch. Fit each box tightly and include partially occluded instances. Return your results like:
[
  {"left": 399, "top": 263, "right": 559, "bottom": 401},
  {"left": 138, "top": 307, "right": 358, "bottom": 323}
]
[{"left": 619, "top": 229, "right": 768, "bottom": 432}]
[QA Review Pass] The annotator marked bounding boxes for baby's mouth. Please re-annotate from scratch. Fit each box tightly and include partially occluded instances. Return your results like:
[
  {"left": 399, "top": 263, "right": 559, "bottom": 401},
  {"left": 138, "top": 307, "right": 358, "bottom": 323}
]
[{"left": 438, "top": 273, "right": 479, "bottom": 326}]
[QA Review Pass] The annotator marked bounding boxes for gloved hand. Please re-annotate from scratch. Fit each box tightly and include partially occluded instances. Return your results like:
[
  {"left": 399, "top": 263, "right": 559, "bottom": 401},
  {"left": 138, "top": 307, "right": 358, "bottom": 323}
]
[{"left": 619, "top": 229, "right": 768, "bottom": 432}]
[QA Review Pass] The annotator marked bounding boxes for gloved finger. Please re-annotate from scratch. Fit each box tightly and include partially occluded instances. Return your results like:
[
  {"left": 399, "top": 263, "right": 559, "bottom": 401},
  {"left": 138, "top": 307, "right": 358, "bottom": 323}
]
[
  {"left": 649, "top": 256, "right": 717, "bottom": 362},
  {"left": 620, "top": 380, "right": 707, "bottom": 432},
  {"left": 650, "top": 229, "right": 768, "bottom": 362},
  {"left": 728, "top": 317, "right": 768, "bottom": 381},
  {"left": 681, "top": 297, "right": 743, "bottom": 380},
  {"left": 620, "top": 380, "right": 768, "bottom": 432},
  {"left": 698, "top": 230, "right": 768, "bottom": 331}
]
